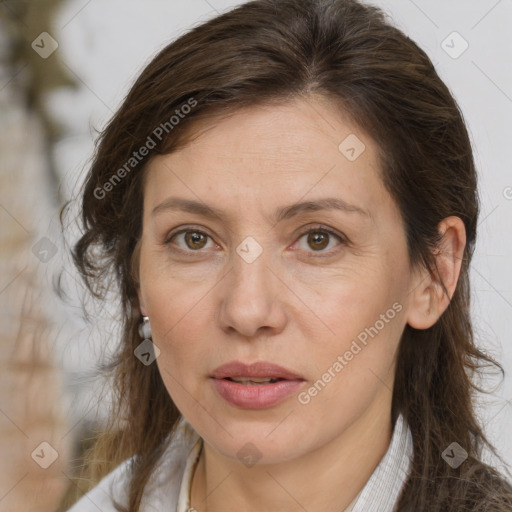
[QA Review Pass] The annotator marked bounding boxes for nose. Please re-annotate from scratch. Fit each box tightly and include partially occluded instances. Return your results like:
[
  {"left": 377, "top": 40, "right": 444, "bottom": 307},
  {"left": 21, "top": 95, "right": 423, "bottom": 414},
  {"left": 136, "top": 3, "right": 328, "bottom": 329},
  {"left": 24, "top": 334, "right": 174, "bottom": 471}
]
[{"left": 217, "top": 243, "right": 287, "bottom": 340}]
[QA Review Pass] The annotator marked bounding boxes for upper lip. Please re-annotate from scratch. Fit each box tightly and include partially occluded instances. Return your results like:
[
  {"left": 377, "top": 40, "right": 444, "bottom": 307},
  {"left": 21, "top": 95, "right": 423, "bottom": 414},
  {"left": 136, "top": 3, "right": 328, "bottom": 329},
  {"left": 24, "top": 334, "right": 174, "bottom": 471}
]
[{"left": 211, "top": 361, "right": 304, "bottom": 380}]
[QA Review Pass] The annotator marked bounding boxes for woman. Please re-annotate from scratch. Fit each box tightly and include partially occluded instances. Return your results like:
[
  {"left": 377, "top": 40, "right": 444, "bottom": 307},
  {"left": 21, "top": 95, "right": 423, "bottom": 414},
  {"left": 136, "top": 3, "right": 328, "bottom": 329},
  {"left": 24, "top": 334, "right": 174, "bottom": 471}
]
[{"left": 64, "top": 0, "right": 512, "bottom": 510}]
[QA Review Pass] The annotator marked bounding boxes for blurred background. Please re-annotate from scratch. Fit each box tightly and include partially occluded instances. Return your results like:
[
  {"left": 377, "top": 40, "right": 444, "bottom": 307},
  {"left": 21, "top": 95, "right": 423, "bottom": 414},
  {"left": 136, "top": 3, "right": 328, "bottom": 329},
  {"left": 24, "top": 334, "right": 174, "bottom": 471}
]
[{"left": 0, "top": 0, "right": 511, "bottom": 510}]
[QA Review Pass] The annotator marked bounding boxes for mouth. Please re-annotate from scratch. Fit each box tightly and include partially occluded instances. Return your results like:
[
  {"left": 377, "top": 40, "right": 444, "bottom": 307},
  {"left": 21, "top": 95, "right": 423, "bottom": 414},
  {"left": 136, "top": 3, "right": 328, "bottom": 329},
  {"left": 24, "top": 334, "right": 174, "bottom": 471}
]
[
  {"left": 223, "top": 377, "right": 286, "bottom": 385},
  {"left": 211, "top": 360, "right": 304, "bottom": 381},
  {"left": 210, "top": 361, "right": 305, "bottom": 409}
]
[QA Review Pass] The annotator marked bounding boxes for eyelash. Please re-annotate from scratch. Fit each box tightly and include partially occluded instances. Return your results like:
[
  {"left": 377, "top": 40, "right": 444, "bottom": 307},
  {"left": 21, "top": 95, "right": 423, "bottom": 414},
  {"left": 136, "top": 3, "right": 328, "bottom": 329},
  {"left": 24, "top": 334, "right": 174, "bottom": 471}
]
[{"left": 163, "top": 224, "right": 348, "bottom": 258}]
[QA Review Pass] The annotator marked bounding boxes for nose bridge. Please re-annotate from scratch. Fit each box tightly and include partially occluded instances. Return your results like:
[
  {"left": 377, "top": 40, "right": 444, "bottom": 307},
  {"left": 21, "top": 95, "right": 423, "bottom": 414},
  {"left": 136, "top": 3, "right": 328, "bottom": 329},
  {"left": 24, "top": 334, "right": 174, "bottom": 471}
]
[
  {"left": 230, "top": 233, "right": 275, "bottom": 298},
  {"left": 219, "top": 233, "right": 284, "bottom": 336}
]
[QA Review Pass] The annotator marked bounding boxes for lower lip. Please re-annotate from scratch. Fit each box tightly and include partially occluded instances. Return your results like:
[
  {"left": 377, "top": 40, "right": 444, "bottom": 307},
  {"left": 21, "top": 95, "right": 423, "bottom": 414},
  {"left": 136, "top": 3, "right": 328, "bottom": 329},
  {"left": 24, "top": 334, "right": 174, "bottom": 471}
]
[{"left": 212, "top": 378, "right": 304, "bottom": 409}]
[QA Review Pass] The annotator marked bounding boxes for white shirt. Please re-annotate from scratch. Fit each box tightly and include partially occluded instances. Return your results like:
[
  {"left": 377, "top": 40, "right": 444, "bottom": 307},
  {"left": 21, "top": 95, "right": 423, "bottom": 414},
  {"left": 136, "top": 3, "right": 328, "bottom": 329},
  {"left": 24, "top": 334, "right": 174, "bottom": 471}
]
[{"left": 67, "top": 413, "right": 413, "bottom": 512}]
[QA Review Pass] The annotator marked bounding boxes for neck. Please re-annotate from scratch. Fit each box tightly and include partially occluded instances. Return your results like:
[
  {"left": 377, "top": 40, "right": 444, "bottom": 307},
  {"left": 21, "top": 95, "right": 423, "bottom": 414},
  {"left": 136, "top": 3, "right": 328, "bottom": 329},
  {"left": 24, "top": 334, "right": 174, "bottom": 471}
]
[{"left": 190, "top": 394, "right": 393, "bottom": 512}]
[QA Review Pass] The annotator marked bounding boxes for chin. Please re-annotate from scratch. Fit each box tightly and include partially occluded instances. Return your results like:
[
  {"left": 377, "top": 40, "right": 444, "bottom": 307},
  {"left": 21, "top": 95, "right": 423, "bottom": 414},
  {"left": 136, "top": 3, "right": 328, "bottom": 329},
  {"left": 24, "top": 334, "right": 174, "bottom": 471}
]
[{"left": 198, "top": 416, "right": 310, "bottom": 465}]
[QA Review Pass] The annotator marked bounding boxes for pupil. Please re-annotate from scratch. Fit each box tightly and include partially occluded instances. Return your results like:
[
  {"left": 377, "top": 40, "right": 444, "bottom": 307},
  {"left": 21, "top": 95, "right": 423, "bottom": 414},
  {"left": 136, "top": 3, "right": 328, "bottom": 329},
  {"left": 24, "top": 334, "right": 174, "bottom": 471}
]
[
  {"left": 186, "top": 231, "right": 206, "bottom": 249},
  {"left": 308, "top": 231, "right": 328, "bottom": 251}
]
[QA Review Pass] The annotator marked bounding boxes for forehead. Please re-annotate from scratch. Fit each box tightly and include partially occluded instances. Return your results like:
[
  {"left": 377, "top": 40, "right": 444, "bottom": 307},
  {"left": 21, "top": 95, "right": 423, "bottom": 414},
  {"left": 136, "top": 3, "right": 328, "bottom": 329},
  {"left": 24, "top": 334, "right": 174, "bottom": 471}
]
[
  {"left": 156, "top": 98, "right": 373, "bottom": 168},
  {"left": 143, "top": 97, "right": 389, "bottom": 221}
]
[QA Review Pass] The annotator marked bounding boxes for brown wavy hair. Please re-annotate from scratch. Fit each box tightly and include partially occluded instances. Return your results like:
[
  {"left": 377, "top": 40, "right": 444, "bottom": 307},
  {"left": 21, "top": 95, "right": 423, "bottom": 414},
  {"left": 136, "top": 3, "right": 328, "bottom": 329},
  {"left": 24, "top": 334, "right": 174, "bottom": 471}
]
[{"left": 62, "top": 0, "right": 512, "bottom": 510}]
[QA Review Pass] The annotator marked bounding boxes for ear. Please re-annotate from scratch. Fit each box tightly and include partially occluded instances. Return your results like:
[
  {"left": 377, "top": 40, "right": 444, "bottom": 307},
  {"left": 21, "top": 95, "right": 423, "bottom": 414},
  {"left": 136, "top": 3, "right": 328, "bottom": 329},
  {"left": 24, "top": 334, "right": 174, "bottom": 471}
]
[{"left": 406, "top": 216, "right": 466, "bottom": 330}]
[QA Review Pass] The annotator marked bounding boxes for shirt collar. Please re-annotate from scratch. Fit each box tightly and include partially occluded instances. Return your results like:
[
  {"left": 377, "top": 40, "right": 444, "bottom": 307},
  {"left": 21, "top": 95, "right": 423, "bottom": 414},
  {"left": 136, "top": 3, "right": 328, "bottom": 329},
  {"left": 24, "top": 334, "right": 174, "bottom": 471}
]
[{"left": 351, "top": 412, "right": 413, "bottom": 511}]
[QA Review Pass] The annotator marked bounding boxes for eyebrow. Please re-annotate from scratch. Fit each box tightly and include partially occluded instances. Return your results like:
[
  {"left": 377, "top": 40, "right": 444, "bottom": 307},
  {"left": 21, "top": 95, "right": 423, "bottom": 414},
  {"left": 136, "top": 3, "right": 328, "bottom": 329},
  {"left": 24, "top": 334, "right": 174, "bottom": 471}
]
[{"left": 151, "top": 196, "right": 371, "bottom": 223}]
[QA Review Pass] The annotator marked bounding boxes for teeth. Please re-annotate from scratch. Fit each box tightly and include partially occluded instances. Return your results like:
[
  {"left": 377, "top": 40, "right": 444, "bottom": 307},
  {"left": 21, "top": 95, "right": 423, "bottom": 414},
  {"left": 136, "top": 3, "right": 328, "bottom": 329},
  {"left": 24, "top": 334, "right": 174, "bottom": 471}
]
[{"left": 229, "top": 377, "right": 277, "bottom": 384}]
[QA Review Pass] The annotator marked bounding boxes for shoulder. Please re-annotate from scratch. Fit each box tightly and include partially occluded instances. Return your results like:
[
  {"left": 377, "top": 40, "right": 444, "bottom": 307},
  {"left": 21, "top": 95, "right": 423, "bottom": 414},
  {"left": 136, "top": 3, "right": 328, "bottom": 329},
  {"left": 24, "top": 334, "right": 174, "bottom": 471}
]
[
  {"left": 66, "top": 460, "right": 131, "bottom": 512},
  {"left": 461, "top": 464, "right": 512, "bottom": 510},
  {"left": 398, "top": 461, "right": 512, "bottom": 511},
  {"left": 66, "top": 416, "right": 200, "bottom": 512}
]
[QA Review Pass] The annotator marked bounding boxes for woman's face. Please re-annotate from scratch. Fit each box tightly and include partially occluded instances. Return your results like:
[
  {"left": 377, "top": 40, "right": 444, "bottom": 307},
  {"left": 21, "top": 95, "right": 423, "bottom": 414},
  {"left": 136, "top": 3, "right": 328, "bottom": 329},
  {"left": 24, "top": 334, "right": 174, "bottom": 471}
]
[{"left": 138, "top": 96, "right": 418, "bottom": 464}]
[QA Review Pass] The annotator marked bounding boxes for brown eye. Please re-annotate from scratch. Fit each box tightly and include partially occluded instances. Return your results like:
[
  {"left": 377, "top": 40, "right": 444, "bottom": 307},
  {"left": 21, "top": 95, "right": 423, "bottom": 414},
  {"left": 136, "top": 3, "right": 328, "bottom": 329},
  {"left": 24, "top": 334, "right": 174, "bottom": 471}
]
[
  {"left": 295, "top": 227, "right": 346, "bottom": 256},
  {"left": 184, "top": 231, "right": 208, "bottom": 250},
  {"left": 166, "top": 229, "right": 214, "bottom": 252},
  {"left": 307, "top": 231, "right": 330, "bottom": 251}
]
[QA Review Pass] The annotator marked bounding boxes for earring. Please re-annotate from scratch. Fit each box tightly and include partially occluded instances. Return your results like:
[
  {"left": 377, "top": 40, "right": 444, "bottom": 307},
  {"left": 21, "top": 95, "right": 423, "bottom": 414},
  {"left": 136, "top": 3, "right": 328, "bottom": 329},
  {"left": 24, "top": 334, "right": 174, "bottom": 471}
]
[{"left": 139, "top": 315, "right": 152, "bottom": 340}]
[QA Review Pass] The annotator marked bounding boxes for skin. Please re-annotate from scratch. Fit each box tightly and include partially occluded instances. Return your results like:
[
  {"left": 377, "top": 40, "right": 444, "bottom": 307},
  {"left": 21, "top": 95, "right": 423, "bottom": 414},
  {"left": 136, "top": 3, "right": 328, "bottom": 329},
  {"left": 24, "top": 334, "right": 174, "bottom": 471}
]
[{"left": 137, "top": 95, "right": 466, "bottom": 512}]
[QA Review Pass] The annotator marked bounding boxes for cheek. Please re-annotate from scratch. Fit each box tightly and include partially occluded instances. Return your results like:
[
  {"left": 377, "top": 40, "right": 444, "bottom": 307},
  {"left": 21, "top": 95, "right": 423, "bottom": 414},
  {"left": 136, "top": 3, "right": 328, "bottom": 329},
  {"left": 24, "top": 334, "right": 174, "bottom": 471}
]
[
  {"left": 293, "top": 260, "right": 404, "bottom": 339},
  {"left": 138, "top": 253, "right": 213, "bottom": 384},
  {"left": 295, "top": 252, "right": 407, "bottom": 383},
  {"left": 145, "top": 283, "right": 212, "bottom": 413},
  {"left": 145, "top": 281, "right": 211, "bottom": 358},
  {"left": 309, "top": 289, "right": 404, "bottom": 375},
  {"left": 296, "top": 292, "right": 405, "bottom": 427},
  {"left": 139, "top": 244, "right": 212, "bottom": 326}
]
